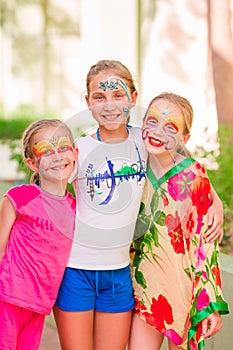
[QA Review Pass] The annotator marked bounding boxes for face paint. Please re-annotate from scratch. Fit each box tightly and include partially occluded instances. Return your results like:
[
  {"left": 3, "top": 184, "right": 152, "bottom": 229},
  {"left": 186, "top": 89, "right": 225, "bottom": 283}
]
[
  {"left": 98, "top": 76, "right": 131, "bottom": 119},
  {"left": 99, "top": 80, "right": 118, "bottom": 91},
  {"left": 142, "top": 102, "right": 184, "bottom": 151},
  {"left": 33, "top": 136, "right": 73, "bottom": 159},
  {"left": 99, "top": 76, "right": 131, "bottom": 101}
]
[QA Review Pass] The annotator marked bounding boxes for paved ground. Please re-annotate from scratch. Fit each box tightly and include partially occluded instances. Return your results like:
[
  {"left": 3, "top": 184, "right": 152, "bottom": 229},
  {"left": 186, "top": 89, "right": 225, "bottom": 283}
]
[{"left": 39, "top": 324, "right": 60, "bottom": 350}]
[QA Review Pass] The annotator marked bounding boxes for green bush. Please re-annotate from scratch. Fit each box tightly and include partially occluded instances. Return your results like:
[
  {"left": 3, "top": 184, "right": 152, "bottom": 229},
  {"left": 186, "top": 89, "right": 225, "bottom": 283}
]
[
  {"left": 0, "top": 104, "right": 57, "bottom": 180},
  {"left": 205, "top": 124, "right": 233, "bottom": 253},
  {"left": 206, "top": 125, "right": 233, "bottom": 207},
  {"left": 0, "top": 104, "right": 55, "bottom": 140}
]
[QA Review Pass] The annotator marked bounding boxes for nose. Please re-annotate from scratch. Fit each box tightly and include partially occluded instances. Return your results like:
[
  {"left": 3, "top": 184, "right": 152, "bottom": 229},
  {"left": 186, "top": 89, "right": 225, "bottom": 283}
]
[
  {"left": 151, "top": 122, "right": 164, "bottom": 136},
  {"left": 103, "top": 98, "right": 117, "bottom": 111},
  {"left": 53, "top": 149, "right": 64, "bottom": 161}
]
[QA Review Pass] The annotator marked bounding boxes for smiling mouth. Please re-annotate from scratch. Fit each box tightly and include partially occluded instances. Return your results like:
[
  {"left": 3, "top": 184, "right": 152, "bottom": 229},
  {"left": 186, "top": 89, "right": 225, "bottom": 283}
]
[
  {"left": 148, "top": 136, "right": 165, "bottom": 147},
  {"left": 51, "top": 163, "right": 69, "bottom": 171},
  {"left": 102, "top": 114, "right": 121, "bottom": 121}
]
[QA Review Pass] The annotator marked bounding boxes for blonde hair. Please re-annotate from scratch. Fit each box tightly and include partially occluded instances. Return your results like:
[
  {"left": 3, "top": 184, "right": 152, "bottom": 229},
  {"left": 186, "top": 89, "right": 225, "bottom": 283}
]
[
  {"left": 22, "top": 119, "right": 74, "bottom": 184},
  {"left": 145, "top": 92, "right": 194, "bottom": 156}
]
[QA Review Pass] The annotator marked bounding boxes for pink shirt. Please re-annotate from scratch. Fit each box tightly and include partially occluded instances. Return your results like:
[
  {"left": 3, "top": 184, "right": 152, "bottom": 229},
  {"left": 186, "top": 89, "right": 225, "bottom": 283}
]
[{"left": 0, "top": 184, "right": 75, "bottom": 315}]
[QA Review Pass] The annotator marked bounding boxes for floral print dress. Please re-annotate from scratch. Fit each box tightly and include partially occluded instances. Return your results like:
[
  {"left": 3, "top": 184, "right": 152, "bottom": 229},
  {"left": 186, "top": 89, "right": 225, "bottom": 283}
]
[{"left": 131, "top": 158, "right": 229, "bottom": 349}]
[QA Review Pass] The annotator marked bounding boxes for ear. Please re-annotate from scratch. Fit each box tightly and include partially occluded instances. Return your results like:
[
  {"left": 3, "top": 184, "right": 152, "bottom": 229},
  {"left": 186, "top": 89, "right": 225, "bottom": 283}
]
[
  {"left": 25, "top": 158, "right": 39, "bottom": 173},
  {"left": 183, "top": 134, "right": 190, "bottom": 144},
  {"left": 130, "top": 90, "right": 138, "bottom": 106},
  {"left": 73, "top": 146, "right": 79, "bottom": 160},
  {"left": 85, "top": 95, "right": 90, "bottom": 107}
]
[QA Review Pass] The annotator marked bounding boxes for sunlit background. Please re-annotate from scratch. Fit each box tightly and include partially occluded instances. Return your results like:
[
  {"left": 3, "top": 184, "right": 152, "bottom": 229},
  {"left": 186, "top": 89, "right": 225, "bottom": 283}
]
[
  {"left": 1, "top": 4, "right": 232, "bottom": 107},
  {"left": 1, "top": 2, "right": 233, "bottom": 349},
  {"left": 1, "top": 0, "right": 233, "bottom": 176}
]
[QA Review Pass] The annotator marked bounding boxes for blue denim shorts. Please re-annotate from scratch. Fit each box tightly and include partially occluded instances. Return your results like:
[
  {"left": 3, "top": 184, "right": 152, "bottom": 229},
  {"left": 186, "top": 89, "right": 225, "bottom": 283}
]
[{"left": 55, "top": 265, "right": 135, "bottom": 312}]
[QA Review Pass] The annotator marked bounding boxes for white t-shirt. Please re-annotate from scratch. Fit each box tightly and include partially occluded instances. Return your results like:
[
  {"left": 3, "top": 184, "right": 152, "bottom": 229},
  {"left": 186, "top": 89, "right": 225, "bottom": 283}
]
[{"left": 67, "top": 127, "right": 147, "bottom": 270}]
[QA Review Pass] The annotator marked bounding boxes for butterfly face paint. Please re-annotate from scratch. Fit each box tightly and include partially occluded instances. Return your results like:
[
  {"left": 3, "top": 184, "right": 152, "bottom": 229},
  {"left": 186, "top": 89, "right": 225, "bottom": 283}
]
[
  {"left": 142, "top": 100, "right": 184, "bottom": 151},
  {"left": 33, "top": 136, "right": 73, "bottom": 161}
]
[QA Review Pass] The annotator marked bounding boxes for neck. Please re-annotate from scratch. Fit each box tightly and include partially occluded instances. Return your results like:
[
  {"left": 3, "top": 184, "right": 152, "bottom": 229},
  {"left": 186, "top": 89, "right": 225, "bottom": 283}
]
[
  {"left": 149, "top": 152, "right": 183, "bottom": 178},
  {"left": 95, "top": 124, "right": 129, "bottom": 143},
  {"left": 40, "top": 179, "right": 67, "bottom": 197}
]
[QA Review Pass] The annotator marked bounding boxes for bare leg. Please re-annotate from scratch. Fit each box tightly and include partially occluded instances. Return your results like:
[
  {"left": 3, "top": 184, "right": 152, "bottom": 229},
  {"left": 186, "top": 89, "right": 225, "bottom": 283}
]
[
  {"left": 168, "top": 339, "right": 185, "bottom": 350},
  {"left": 94, "top": 310, "right": 132, "bottom": 350},
  {"left": 53, "top": 306, "right": 94, "bottom": 350},
  {"left": 128, "top": 313, "right": 164, "bottom": 350}
]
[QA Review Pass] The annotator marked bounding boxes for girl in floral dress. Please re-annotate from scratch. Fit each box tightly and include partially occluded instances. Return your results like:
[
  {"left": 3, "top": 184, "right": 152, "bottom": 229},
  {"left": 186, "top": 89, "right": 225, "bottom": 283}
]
[{"left": 129, "top": 92, "right": 229, "bottom": 350}]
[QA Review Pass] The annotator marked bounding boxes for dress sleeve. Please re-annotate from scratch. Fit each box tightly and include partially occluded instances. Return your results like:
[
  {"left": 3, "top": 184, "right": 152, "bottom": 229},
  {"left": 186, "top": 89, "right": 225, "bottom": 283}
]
[{"left": 185, "top": 162, "right": 229, "bottom": 348}]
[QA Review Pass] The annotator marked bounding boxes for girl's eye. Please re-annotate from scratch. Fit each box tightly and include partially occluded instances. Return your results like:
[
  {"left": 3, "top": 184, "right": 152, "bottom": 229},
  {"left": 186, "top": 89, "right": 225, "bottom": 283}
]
[
  {"left": 95, "top": 95, "right": 104, "bottom": 100},
  {"left": 146, "top": 117, "right": 158, "bottom": 126},
  {"left": 115, "top": 93, "right": 125, "bottom": 99},
  {"left": 58, "top": 145, "right": 73, "bottom": 153},
  {"left": 42, "top": 149, "right": 54, "bottom": 156},
  {"left": 164, "top": 123, "right": 178, "bottom": 134}
]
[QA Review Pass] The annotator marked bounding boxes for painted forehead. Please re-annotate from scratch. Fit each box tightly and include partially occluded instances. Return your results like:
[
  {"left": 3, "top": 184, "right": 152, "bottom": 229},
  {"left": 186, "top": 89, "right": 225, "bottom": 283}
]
[
  {"left": 146, "top": 100, "right": 183, "bottom": 127},
  {"left": 91, "top": 74, "right": 130, "bottom": 104}
]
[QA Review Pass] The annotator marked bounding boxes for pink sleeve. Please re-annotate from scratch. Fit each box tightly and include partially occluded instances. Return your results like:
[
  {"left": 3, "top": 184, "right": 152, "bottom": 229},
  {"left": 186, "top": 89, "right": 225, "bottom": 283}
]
[{"left": 6, "top": 185, "right": 40, "bottom": 211}]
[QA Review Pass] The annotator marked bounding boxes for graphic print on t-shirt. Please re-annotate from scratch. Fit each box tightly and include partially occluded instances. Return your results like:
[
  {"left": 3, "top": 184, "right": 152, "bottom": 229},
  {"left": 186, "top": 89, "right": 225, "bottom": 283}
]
[{"left": 85, "top": 142, "right": 146, "bottom": 206}]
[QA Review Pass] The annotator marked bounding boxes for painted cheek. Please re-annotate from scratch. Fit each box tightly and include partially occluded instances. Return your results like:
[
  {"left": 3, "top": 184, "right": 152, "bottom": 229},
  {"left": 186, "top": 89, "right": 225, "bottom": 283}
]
[
  {"left": 142, "top": 127, "right": 150, "bottom": 141},
  {"left": 164, "top": 133, "right": 180, "bottom": 150}
]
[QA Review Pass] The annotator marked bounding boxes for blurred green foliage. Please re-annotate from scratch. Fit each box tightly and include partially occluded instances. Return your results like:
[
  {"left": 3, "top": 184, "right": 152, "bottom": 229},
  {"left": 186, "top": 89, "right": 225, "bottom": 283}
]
[
  {"left": 0, "top": 104, "right": 56, "bottom": 140},
  {"left": 206, "top": 125, "right": 233, "bottom": 207},
  {"left": 0, "top": 103, "right": 57, "bottom": 180},
  {"left": 206, "top": 124, "right": 233, "bottom": 254}
]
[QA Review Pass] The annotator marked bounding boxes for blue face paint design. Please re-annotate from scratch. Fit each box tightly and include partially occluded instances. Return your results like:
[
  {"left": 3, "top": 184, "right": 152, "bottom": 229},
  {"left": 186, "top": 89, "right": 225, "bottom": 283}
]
[
  {"left": 98, "top": 76, "right": 132, "bottom": 120},
  {"left": 99, "top": 80, "right": 118, "bottom": 91},
  {"left": 116, "top": 78, "right": 130, "bottom": 102},
  {"left": 99, "top": 76, "right": 131, "bottom": 102}
]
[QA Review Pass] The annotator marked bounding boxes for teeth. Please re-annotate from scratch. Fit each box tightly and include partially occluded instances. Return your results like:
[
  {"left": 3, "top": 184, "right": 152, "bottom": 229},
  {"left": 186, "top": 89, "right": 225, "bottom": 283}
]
[
  {"left": 104, "top": 115, "right": 118, "bottom": 120},
  {"left": 52, "top": 164, "right": 67, "bottom": 170},
  {"left": 149, "top": 137, "right": 164, "bottom": 145}
]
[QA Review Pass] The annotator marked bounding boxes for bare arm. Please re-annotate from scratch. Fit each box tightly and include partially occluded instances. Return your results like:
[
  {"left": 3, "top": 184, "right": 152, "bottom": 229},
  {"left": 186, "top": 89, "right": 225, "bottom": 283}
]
[
  {"left": 0, "top": 197, "right": 17, "bottom": 260},
  {"left": 204, "top": 185, "right": 223, "bottom": 244}
]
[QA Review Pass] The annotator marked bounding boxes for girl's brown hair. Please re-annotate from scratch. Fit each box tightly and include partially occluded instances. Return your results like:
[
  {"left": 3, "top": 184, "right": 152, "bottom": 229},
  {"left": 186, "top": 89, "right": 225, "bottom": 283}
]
[
  {"left": 22, "top": 118, "right": 74, "bottom": 184},
  {"left": 86, "top": 59, "right": 137, "bottom": 97}
]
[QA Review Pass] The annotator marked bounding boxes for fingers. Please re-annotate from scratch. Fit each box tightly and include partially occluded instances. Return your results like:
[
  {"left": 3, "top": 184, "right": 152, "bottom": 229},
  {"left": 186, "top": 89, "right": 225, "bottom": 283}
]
[
  {"left": 201, "top": 318, "right": 208, "bottom": 336},
  {"left": 201, "top": 312, "right": 222, "bottom": 339},
  {"left": 204, "top": 226, "right": 222, "bottom": 244},
  {"left": 206, "top": 227, "right": 224, "bottom": 244}
]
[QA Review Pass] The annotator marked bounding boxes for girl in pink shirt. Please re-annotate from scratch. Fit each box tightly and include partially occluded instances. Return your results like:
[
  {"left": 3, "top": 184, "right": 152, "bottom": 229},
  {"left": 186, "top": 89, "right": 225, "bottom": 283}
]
[{"left": 0, "top": 119, "right": 78, "bottom": 350}]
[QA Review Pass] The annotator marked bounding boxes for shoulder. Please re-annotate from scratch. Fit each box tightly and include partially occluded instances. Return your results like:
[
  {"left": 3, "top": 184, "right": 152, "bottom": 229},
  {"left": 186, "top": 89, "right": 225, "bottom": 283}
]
[
  {"left": 6, "top": 184, "right": 40, "bottom": 208},
  {"left": 74, "top": 134, "right": 92, "bottom": 147},
  {"left": 129, "top": 126, "right": 142, "bottom": 137},
  {"left": 129, "top": 126, "right": 144, "bottom": 144},
  {"left": 189, "top": 159, "right": 208, "bottom": 177}
]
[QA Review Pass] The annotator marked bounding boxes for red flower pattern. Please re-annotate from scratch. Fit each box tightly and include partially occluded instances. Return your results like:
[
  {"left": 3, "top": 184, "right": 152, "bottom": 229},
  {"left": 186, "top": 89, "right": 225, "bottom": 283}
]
[
  {"left": 149, "top": 295, "right": 174, "bottom": 332},
  {"left": 166, "top": 211, "right": 185, "bottom": 254},
  {"left": 191, "top": 176, "right": 211, "bottom": 215},
  {"left": 211, "top": 266, "right": 222, "bottom": 288}
]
